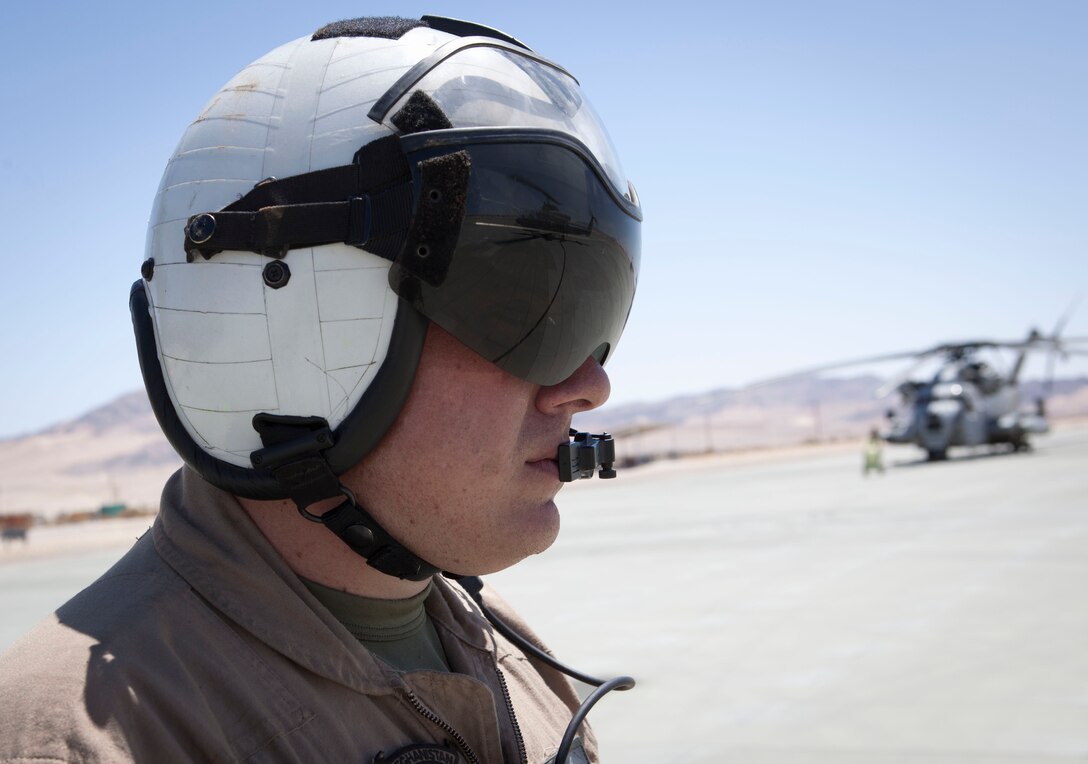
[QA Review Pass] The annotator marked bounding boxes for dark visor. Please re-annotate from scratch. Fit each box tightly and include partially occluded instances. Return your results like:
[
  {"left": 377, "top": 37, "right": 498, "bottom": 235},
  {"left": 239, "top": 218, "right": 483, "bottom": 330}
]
[
  {"left": 392, "top": 132, "right": 640, "bottom": 386},
  {"left": 181, "top": 129, "right": 640, "bottom": 388}
]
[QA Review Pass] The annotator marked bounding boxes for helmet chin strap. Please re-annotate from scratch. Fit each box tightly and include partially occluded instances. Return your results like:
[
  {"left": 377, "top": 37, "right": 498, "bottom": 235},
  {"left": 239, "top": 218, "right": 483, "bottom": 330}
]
[
  {"left": 301, "top": 488, "right": 444, "bottom": 582},
  {"left": 251, "top": 414, "right": 444, "bottom": 581},
  {"left": 307, "top": 429, "right": 618, "bottom": 580},
  {"left": 249, "top": 416, "right": 621, "bottom": 581}
]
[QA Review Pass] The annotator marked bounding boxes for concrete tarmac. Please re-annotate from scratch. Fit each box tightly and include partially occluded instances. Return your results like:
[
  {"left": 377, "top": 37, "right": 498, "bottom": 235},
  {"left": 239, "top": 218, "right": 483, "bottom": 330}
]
[{"left": 490, "top": 425, "right": 1088, "bottom": 763}]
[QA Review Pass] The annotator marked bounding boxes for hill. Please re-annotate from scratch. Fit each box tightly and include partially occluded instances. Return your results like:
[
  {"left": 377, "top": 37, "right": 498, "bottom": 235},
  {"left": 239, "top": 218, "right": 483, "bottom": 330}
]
[
  {"left": 0, "top": 392, "right": 181, "bottom": 516},
  {"left": 3, "top": 376, "right": 1088, "bottom": 516}
]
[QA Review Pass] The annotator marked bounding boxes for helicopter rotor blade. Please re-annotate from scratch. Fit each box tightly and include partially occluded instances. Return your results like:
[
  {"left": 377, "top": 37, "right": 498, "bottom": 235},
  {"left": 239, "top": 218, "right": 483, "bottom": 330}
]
[
  {"left": 1045, "top": 347, "right": 1058, "bottom": 397},
  {"left": 743, "top": 322, "right": 1088, "bottom": 401},
  {"left": 875, "top": 356, "right": 933, "bottom": 399},
  {"left": 1052, "top": 295, "right": 1082, "bottom": 339},
  {"left": 1044, "top": 296, "right": 1082, "bottom": 396},
  {"left": 743, "top": 350, "right": 927, "bottom": 390}
]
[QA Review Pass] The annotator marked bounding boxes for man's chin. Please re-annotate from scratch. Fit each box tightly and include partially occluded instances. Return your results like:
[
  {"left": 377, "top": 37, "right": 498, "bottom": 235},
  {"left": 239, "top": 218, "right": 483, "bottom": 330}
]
[
  {"left": 522, "top": 500, "right": 562, "bottom": 557},
  {"left": 462, "top": 506, "right": 561, "bottom": 575}
]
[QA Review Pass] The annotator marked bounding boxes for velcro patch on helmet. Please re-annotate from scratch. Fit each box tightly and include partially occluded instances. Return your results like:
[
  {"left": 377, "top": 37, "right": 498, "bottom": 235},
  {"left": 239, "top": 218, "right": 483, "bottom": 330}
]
[
  {"left": 312, "top": 17, "right": 428, "bottom": 41},
  {"left": 391, "top": 91, "right": 453, "bottom": 135},
  {"left": 399, "top": 151, "right": 470, "bottom": 286}
]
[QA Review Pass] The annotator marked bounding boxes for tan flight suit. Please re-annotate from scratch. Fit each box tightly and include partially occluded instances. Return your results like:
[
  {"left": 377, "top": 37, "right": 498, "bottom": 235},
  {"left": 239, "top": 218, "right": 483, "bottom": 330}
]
[{"left": 0, "top": 468, "right": 596, "bottom": 763}]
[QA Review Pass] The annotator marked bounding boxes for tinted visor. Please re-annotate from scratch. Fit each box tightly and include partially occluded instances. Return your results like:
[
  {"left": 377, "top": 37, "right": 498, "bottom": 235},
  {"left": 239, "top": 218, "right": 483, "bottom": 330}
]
[{"left": 391, "top": 132, "right": 640, "bottom": 386}]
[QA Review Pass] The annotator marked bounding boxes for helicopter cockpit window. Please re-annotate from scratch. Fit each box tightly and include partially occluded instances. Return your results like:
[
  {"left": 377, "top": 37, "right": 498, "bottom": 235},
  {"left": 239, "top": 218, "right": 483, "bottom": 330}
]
[{"left": 933, "top": 382, "right": 975, "bottom": 410}]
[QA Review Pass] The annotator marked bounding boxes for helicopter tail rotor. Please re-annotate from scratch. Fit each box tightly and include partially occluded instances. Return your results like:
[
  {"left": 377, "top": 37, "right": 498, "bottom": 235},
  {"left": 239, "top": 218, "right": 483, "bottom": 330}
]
[{"left": 1043, "top": 295, "right": 1082, "bottom": 398}]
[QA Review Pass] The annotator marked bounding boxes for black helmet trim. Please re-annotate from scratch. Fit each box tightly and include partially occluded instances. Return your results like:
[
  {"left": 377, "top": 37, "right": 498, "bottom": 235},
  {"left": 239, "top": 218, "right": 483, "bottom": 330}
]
[
  {"left": 420, "top": 15, "right": 532, "bottom": 50},
  {"left": 131, "top": 279, "right": 427, "bottom": 500},
  {"left": 310, "top": 15, "right": 533, "bottom": 49}
]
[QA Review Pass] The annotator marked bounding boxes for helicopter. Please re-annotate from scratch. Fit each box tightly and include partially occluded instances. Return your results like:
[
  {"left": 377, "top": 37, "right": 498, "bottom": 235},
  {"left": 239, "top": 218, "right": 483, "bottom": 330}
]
[
  {"left": 880, "top": 335, "right": 1087, "bottom": 460},
  {"left": 794, "top": 326, "right": 1087, "bottom": 461}
]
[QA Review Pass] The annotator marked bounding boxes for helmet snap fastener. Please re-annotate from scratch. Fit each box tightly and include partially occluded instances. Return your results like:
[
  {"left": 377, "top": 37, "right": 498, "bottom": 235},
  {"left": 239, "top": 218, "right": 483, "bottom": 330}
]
[
  {"left": 187, "top": 213, "right": 217, "bottom": 244},
  {"left": 263, "top": 260, "right": 291, "bottom": 289},
  {"left": 342, "top": 524, "right": 376, "bottom": 550}
]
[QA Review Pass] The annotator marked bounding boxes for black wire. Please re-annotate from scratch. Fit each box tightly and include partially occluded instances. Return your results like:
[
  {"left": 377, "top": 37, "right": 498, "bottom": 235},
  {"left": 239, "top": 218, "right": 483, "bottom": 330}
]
[
  {"left": 478, "top": 600, "right": 636, "bottom": 762},
  {"left": 556, "top": 675, "right": 636, "bottom": 763},
  {"left": 458, "top": 576, "right": 637, "bottom": 761},
  {"left": 482, "top": 602, "right": 612, "bottom": 686}
]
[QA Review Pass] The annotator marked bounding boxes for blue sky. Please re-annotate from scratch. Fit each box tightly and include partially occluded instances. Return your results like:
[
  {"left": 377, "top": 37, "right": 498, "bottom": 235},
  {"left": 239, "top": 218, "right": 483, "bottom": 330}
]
[{"left": 0, "top": 1, "right": 1085, "bottom": 438}]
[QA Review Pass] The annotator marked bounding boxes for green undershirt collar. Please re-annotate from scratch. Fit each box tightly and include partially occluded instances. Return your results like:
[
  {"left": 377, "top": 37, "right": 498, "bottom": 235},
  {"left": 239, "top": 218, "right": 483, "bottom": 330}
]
[{"left": 301, "top": 577, "right": 450, "bottom": 673}]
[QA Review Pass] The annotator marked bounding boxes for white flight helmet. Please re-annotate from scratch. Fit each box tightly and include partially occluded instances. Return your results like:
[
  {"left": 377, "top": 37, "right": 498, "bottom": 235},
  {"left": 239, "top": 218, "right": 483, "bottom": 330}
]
[{"left": 132, "top": 15, "right": 641, "bottom": 511}]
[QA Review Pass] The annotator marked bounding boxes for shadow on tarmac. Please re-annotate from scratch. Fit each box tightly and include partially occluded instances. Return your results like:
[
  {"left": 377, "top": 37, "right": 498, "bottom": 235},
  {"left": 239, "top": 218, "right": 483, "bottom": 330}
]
[{"left": 888, "top": 444, "right": 1033, "bottom": 469}]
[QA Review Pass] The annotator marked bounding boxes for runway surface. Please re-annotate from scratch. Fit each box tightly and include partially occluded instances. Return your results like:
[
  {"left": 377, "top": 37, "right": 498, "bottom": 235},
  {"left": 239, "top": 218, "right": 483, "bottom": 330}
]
[
  {"left": 490, "top": 425, "right": 1088, "bottom": 763},
  {"left": 2, "top": 428, "right": 1084, "bottom": 761}
]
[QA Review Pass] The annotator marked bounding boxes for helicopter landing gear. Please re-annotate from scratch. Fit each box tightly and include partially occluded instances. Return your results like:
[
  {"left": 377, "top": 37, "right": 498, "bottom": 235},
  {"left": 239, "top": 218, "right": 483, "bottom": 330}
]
[{"left": 926, "top": 448, "right": 947, "bottom": 462}]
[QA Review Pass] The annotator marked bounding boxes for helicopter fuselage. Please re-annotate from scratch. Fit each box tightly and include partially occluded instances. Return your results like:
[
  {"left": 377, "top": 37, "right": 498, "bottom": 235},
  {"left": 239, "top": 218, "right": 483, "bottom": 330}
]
[{"left": 883, "top": 362, "right": 1048, "bottom": 460}]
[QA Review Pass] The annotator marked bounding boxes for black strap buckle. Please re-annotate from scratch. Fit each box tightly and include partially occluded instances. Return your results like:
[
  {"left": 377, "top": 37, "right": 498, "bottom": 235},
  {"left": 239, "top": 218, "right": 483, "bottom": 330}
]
[
  {"left": 250, "top": 413, "right": 443, "bottom": 581},
  {"left": 251, "top": 415, "right": 340, "bottom": 509},
  {"left": 348, "top": 195, "right": 372, "bottom": 247}
]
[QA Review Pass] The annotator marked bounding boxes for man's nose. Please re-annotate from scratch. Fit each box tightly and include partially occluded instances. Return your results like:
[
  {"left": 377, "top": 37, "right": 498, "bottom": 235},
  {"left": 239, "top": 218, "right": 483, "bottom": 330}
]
[{"left": 536, "top": 356, "right": 611, "bottom": 415}]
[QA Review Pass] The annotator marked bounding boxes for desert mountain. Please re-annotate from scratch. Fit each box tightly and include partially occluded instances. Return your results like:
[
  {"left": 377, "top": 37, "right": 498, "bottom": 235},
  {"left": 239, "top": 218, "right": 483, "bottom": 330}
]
[
  {"left": 0, "top": 392, "right": 181, "bottom": 516},
  {"left": 3, "top": 377, "right": 1087, "bottom": 516}
]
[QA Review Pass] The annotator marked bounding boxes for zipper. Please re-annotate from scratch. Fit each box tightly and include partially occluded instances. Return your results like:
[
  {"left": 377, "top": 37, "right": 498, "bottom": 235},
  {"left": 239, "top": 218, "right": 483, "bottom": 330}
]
[
  {"left": 494, "top": 664, "right": 527, "bottom": 764},
  {"left": 399, "top": 688, "right": 481, "bottom": 764}
]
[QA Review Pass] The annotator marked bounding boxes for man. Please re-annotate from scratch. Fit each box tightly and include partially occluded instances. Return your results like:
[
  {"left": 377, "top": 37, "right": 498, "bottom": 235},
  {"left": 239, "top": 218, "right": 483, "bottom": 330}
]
[{"left": 0, "top": 14, "right": 640, "bottom": 763}]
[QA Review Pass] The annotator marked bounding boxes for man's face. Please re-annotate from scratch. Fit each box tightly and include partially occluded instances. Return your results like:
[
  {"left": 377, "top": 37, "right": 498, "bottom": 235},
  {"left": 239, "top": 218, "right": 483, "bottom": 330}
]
[{"left": 345, "top": 323, "right": 610, "bottom": 576}]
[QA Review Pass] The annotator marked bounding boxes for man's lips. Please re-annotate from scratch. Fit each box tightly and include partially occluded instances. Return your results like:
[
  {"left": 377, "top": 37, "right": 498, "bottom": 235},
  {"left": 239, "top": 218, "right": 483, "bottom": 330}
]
[
  {"left": 526, "top": 457, "right": 560, "bottom": 478},
  {"left": 525, "top": 433, "right": 571, "bottom": 477},
  {"left": 527, "top": 435, "right": 572, "bottom": 465}
]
